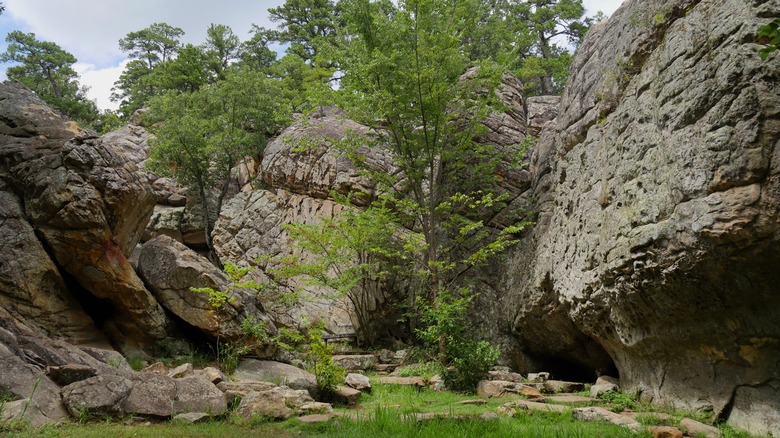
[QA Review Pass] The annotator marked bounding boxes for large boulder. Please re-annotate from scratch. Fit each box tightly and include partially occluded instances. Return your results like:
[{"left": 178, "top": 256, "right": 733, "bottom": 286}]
[
  {"left": 234, "top": 359, "right": 318, "bottom": 397},
  {"left": 505, "top": 0, "right": 780, "bottom": 435},
  {"left": 0, "top": 80, "right": 170, "bottom": 352},
  {"left": 213, "top": 189, "right": 363, "bottom": 335},
  {"left": 137, "top": 235, "right": 277, "bottom": 345}
]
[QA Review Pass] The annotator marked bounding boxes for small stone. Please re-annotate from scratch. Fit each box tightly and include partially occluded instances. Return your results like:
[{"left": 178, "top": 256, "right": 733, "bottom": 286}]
[
  {"left": 429, "top": 375, "right": 446, "bottom": 391},
  {"left": 376, "top": 349, "right": 395, "bottom": 364},
  {"left": 590, "top": 382, "right": 618, "bottom": 398},
  {"left": 543, "top": 380, "right": 585, "bottom": 393},
  {"left": 141, "top": 362, "right": 168, "bottom": 375},
  {"left": 332, "top": 354, "right": 377, "bottom": 372},
  {"left": 345, "top": 373, "right": 371, "bottom": 391},
  {"left": 297, "top": 414, "right": 333, "bottom": 424},
  {"left": 167, "top": 193, "right": 187, "bottom": 207},
  {"left": 477, "top": 380, "right": 512, "bottom": 398},
  {"left": 595, "top": 376, "right": 619, "bottom": 386},
  {"left": 543, "top": 395, "right": 593, "bottom": 404},
  {"left": 679, "top": 418, "right": 722, "bottom": 438},
  {"left": 457, "top": 399, "right": 488, "bottom": 405},
  {"left": 198, "top": 367, "right": 227, "bottom": 385},
  {"left": 648, "top": 425, "right": 684, "bottom": 438},
  {"left": 488, "top": 370, "right": 524, "bottom": 383},
  {"left": 168, "top": 363, "right": 194, "bottom": 378},
  {"left": 480, "top": 411, "right": 499, "bottom": 420},
  {"left": 515, "top": 400, "right": 568, "bottom": 413},
  {"left": 572, "top": 407, "right": 642, "bottom": 432},
  {"left": 373, "top": 376, "right": 427, "bottom": 387},
  {"left": 173, "top": 412, "right": 210, "bottom": 424},
  {"left": 527, "top": 372, "right": 550, "bottom": 383},
  {"left": 518, "top": 385, "right": 544, "bottom": 399},
  {"left": 335, "top": 385, "right": 361, "bottom": 405},
  {"left": 299, "top": 402, "right": 333, "bottom": 415}
]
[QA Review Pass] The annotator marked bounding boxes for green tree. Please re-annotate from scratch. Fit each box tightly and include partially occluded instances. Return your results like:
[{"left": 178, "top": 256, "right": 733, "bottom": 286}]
[
  {"left": 152, "top": 44, "right": 208, "bottom": 93},
  {"left": 238, "top": 25, "right": 278, "bottom": 72},
  {"left": 268, "top": 0, "right": 342, "bottom": 68},
  {"left": 112, "top": 23, "right": 184, "bottom": 119},
  {"left": 145, "top": 69, "right": 291, "bottom": 259},
  {"left": 1, "top": 31, "right": 99, "bottom": 126},
  {"left": 203, "top": 24, "right": 241, "bottom": 81}
]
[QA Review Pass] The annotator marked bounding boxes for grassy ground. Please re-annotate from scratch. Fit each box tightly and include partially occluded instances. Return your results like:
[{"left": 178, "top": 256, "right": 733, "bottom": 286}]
[{"left": 5, "top": 383, "right": 758, "bottom": 438}]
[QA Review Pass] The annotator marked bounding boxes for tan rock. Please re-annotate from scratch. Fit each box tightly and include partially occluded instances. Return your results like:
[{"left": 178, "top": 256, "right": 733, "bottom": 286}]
[
  {"left": 572, "top": 407, "right": 641, "bottom": 432},
  {"left": 679, "top": 418, "right": 721, "bottom": 438},
  {"left": 647, "top": 426, "right": 683, "bottom": 438}
]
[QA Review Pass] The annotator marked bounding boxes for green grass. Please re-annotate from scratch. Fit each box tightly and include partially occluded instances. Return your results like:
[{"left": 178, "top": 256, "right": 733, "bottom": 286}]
[{"left": 5, "top": 384, "right": 760, "bottom": 438}]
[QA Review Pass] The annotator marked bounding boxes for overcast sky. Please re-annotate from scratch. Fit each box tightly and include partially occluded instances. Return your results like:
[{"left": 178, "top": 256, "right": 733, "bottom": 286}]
[{"left": 0, "top": 0, "right": 624, "bottom": 111}]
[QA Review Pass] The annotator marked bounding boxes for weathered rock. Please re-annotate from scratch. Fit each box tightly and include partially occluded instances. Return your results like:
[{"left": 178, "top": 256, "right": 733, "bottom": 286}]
[
  {"left": 543, "top": 395, "right": 593, "bottom": 404},
  {"left": 679, "top": 418, "right": 722, "bottom": 438},
  {"left": 167, "top": 363, "right": 194, "bottom": 378},
  {"left": 595, "top": 375, "right": 619, "bottom": 386},
  {"left": 487, "top": 370, "right": 525, "bottom": 383},
  {"left": 137, "top": 235, "right": 276, "bottom": 346},
  {"left": 236, "top": 386, "right": 317, "bottom": 420},
  {"left": 261, "top": 106, "right": 398, "bottom": 205},
  {"left": 217, "top": 380, "right": 277, "bottom": 405},
  {"left": 332, "top": 354, "right": 377, "bottom": 372},
  {"left": 345, "top": 373, "right": 371, "bottom": 392},
  {"left": 504, "top": 0, "right": 780, "bottom": 434},
  {"left": 457, "top": 399, "right": 488, "bottom": 405},
  {"left": 525, "top": 96, "right": 560, "bottom": 136},
  {"left": 647, "top": 426, "right": 684, "bottom": 438},
  {"left": 0, "top": 81, "right": 170, "bottom": 352},
  {"left": 477, "top": 380, "right": 514, "bottom": 398},
  {"left": 500, "top": 400, "right": 568, "bottom": 415},
  {"left": 297, "top": 413, "right": 334, "bottom": 424},
  {"left": 376, "top": 349, "right": 395, "bottom": 364},
  {"left": 61, "top": 374, "right": 134, "bottom": 417},
  {"left": 173, "top": 412, "right": 211, "bottom": 424},
  {"left": 726, "top": 383, "right": 780, "bottom": 437},
  {"left": 335, "top": 385, "right": 361, "bottom": 406},
  {"left": 572, "top": 407, "right": 642, "bottom": 432},
  {"left": 373, "top": 376, "right": 427, "bottom": 387},
  {"left": 61, "top": 373, "right": 226, "bottom": 419},
  {"left": 527, "top": 372, "right": 549, "bottom": 383},
  {"left": 543, "top": 380, "right": 584, "bottom": 394},
  {"left": 198, "top": 367, "right": 227, "bottom": 385},
  {"left": 234, "top": 359, "right": 318, "bottom": 397},
  {"left": 213, "top": 189, "right": 375, "bottom": 335},
  {"left": 46, "top": 364, "right": 97, "bottom": 386},
  {"left": 141, "top": 362, "right": 168, "bottom": 375},
  {"left": 590, "top": 382, "right": 618, "bottom": 398}
]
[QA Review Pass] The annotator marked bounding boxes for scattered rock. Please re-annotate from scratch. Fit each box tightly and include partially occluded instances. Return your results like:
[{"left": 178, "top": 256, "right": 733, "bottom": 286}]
[
  {"left": 198, "top": 367, "right": 227, "bottom": 385},
  {"left": 647, "top": 426, "right": 684, "bottom": 438},
  {"left": 61, "top": 375, "right": 134, "bottom": 417},
  {"left": 679, "top": 418, "right": 722, "bottom": 438},
  {"left": 543, "top": 380, "right": 584, "bottom": 394},
  {"left": 590, "top": 382, "right": 618, "bottom": 398},
  {"left": 234, "top": 359, "right": 318, "bottom": 397},
  {"left": 477, "top": 380, "right": 513, "bottom": 398},
  {"left": 167, "top": 363, "right": 194, "bottom": 378},
  {"left": 481, "top": 411, "right": 499, "bottom": 421},
  {"left": 457, "top": 399, "right": 487, "bottom": 405},
  {"left": 335, "top": 385, "right": 362, "bottom": 406},
  {"left": 173, "top": 412, "right": 210, "bottom": 424},
  {"left": 141, "top": 362, "right": 168, "bottom": 375},
  {"left": 332, "top": 354, "right": 377, "bottom": 372},
  {"left": 217, "top": 380, "right": 277, "bottom": 405},
  {"left": 345, "top": 373, "right": 371, "bottom": 392},
  {"left": 373, "top": 376, "right": 427, "bottom": 387},
  {"left": 236, "top": 386, "right": 319, "bottom": 421},
  {"left": 595, "top": 376, "right": 619, "bottom": 386},
  {"left": 527, "top": 372, "right": 550, "bottom": 383},
  {"left": 376, "top": 349, "right": 395, "bottom": 364},
  {"left": 572, "top": 407, "right": 642, "bottom": 432},
  {"left": 488, "top": 370, "right": 524, "bottom": 383},
  {"left": 515, "top": 400, "right": 568, "bottom": 413},
  {"left": 297, "top": 414, "right": 334, "bottom": 424},
  {"left": 543, "top": 395, "right": 593, "bottom": 404}
]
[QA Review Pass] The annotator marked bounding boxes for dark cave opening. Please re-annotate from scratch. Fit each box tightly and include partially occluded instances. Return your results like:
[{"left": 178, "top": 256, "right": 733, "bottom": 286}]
[
  {"left": 59, "top": 269, "right": 118, "bottom": 330},
  {"left": 528, "top": 354, "right": 619, "bottom": 383}
]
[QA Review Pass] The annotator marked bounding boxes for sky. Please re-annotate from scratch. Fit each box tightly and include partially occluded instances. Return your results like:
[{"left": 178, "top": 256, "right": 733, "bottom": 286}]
[{"left": 0, "top": 0, "right": 625, "bottom": 111}]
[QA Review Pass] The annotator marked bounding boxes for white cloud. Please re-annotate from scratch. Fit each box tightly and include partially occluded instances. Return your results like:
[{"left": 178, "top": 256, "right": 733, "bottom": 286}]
[
  {"left": 74, "top": 60, "right": 129, "bottom": 112},
  {"left": 583, "top": 0, "right": 626, "bottom": 17}
]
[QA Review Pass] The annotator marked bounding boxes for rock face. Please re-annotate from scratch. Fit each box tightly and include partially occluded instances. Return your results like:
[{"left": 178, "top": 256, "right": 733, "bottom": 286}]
[
  {"left": 0, "top": 80, "right": 170, "bottom": 352},
  {"left": 504, "top": 0, "right": 780, "bottom": 435},
  {"left": 137, "top": 235, "right": 277, "bottom": 346}
]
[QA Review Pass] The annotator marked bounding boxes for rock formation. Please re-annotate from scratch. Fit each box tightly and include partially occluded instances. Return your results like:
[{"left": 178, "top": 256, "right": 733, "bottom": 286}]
[{"left": 504, "top": 0, "right": 780, "bottom": 434}]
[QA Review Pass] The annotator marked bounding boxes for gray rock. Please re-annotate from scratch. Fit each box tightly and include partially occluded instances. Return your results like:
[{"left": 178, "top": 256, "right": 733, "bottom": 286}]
[
  {"left": 595, "top": 376, "right": 619, "bottom": 386},
  {"left": 723, "top": 384, "right": 777, "bottom": 437},
  {"left": 572, "top": 407, "right": 642, "bottom": 432},
  {"left": 332, "top": 354, "right": 377, "bottom": 372},
  {"left": 46, "top": 364, "right": 97, "bottom": 386},
  {"left": 167, "top": 363, "right": 194, "bottom": 378},
  {"left": 345, "top": 373, "right": 371, "bottom": 391},
  {"left": 61, "top": 374, "right": 133, "bottom": 417},
  {"left": 217, "top": 380, "right": 277, "bottom": 405},
  {"left": 173, "top": 412, "right": 210, "bottom": 424},
  {"left": 198, "top": 367, "right": 227, "bottom": 385},
  {"left": 137, "top": 235, "right": 276, "bottom": 348},
  {"left": 236, "top": 386, "right": 317, "bottom": 420},
  {"left": 590, "top": 383, "right": 618, "bottom": 398},
  {"left": 679, "top": 418, "right": 721, "bottom": 438},
  {"left": 543, "top": 380, "right": 584, "bottom": 394},
  {"left": 527, "top": 372, "right": 549, "bottom": 383},
  {"left": 335, "top": 385, "right": 361, "bottom": 406},
  {"left": 234, "top": 359, "right": 318, "bottom": 397},
  {"left": 503, "top": 0, "right": 780, "bottom": 434}
]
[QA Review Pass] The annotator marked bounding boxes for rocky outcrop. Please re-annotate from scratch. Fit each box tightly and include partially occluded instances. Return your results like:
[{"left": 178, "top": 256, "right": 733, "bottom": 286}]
[
  {"left": 0, "top": 80, "right": 170, "bottom": 352},
  {"left": 260, "top": 107, "right": 399, "bottom": 206},
  {"left": 505, "top": 0, "right": 780, "bottom": 434},
  {"left": 137, "top": 235, "right": 277, "bottom": 346}
]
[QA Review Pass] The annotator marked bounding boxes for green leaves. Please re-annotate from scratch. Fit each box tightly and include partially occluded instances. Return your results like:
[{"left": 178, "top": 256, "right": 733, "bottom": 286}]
[{"left": 758, "top": 18, "right": 780, "bottom": 60}]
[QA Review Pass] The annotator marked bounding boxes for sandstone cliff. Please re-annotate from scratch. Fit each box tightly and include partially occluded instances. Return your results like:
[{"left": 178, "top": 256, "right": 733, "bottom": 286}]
[{"left": 505, "top": 0, "right": 780, "bottom": 434}]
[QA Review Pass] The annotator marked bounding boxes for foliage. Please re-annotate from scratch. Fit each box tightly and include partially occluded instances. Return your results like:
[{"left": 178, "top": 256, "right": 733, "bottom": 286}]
[
  {"left": 203, "top": 24, "right": 241, "bottom": 81},
  {"left": 416, "top": 290, "right": 499, "bottom": 392},
  {"left": 597, "top": 389, "right": 644, "bottom": 413},
  {"left": 1, "top": 31, "right": 100, "bottom": 127},
  {"left": 304, "top": 325, "right": 346, "bottom": 394},
  {"left": 272, "top": 195, "right": 403, "bottom": 344},
  {"left": 146, "top": 69, "right": 290, "bottom": 256},
  {"left": 396, "top": 361, "right": 444, "bottom": 378},
  {"left": 268, "top": 0, "right": 342, "bottom": 68},
  {"left": 758, "top": 18, "right": 780, "bottom": 60}
]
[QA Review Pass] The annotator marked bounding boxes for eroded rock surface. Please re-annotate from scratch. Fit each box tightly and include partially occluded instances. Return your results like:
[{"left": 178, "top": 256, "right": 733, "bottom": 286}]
[{"left": 505, "top": 0, "right": 780, "bottom": 434}]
